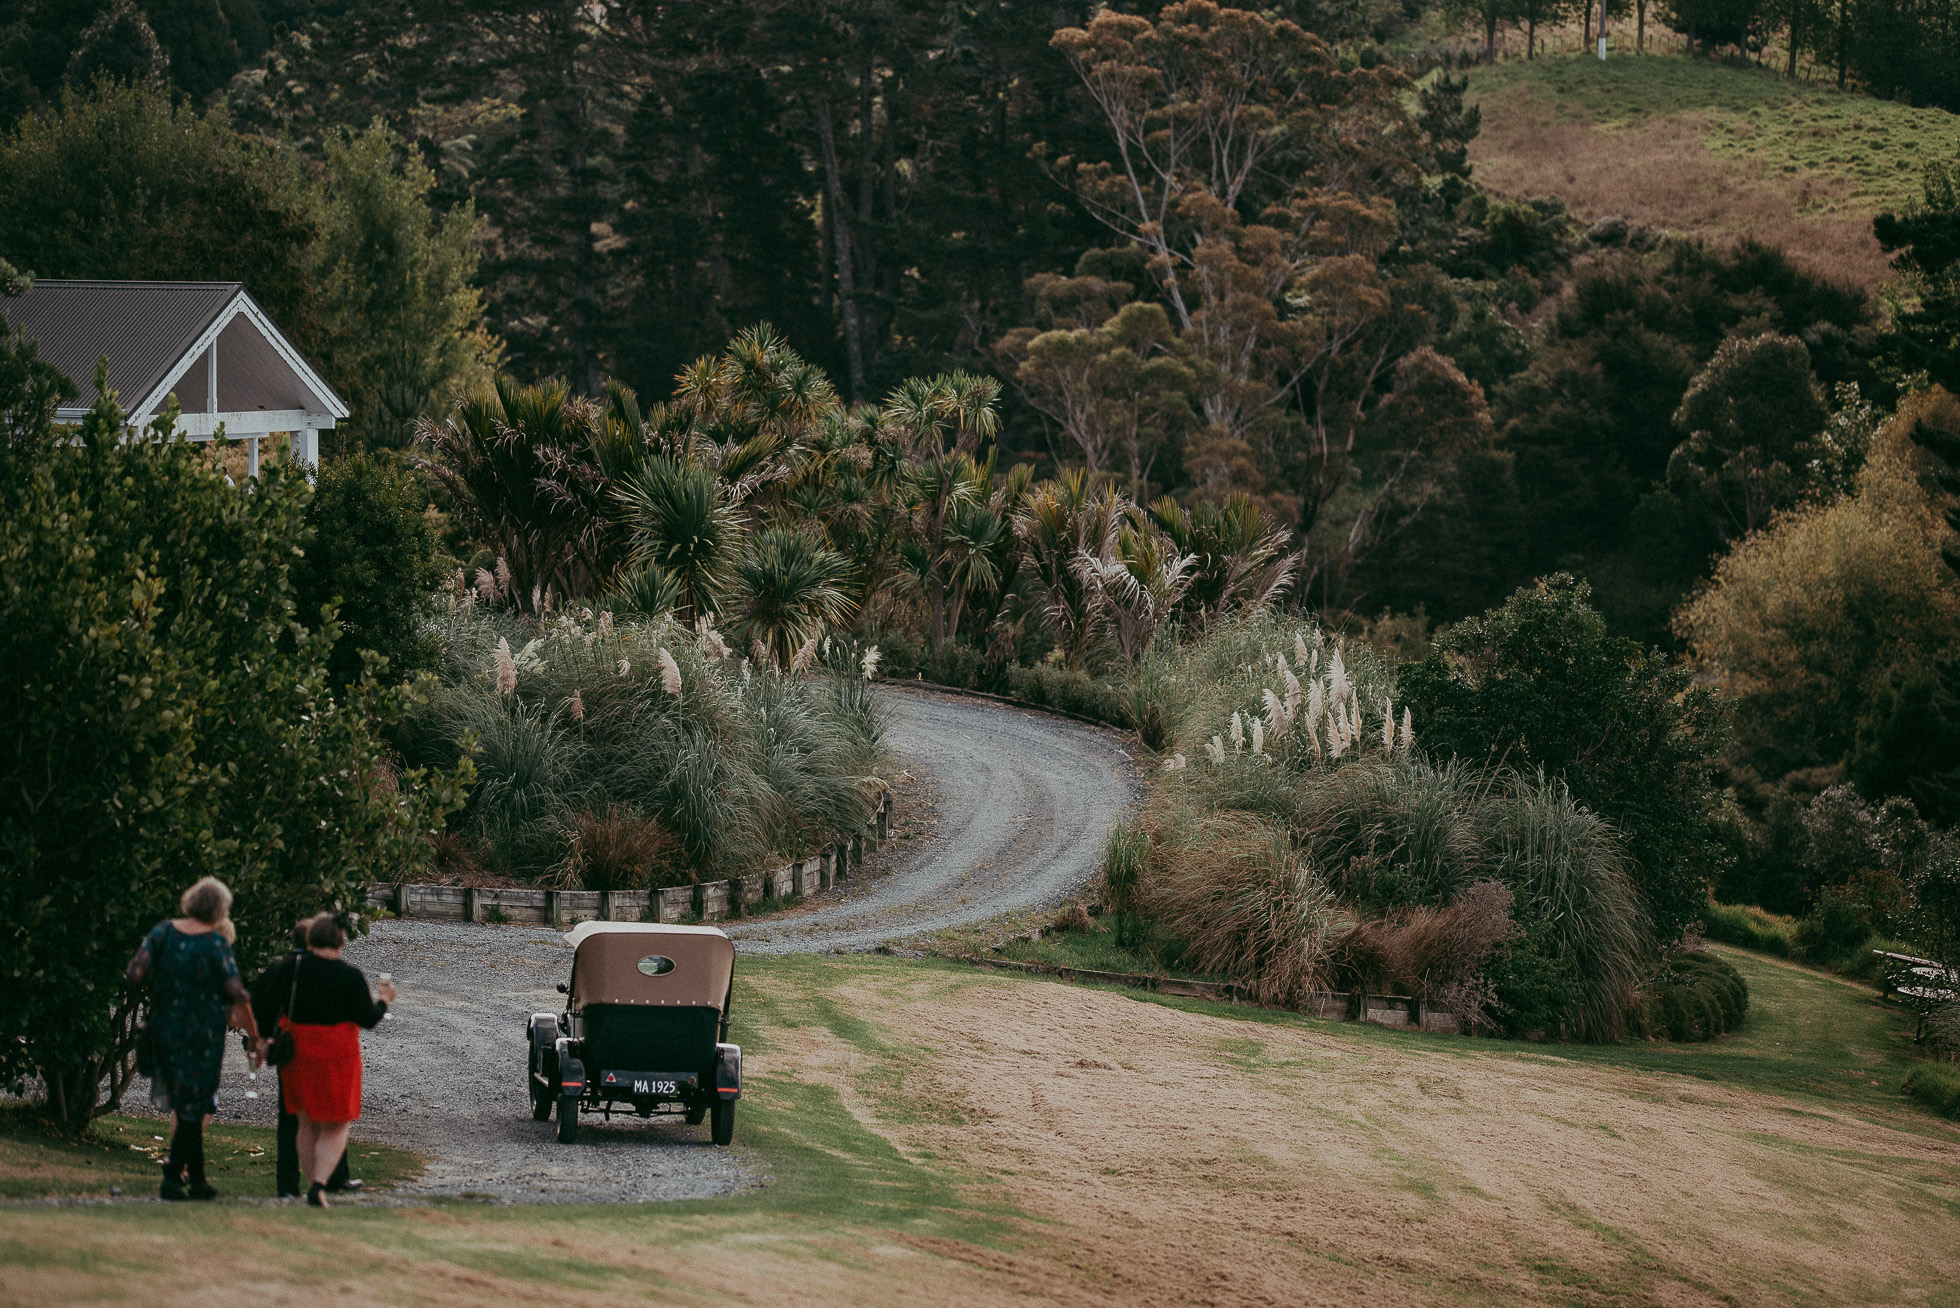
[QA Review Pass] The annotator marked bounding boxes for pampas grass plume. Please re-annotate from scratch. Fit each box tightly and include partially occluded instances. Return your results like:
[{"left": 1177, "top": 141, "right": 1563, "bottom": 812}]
[
  {"left": 494, "top": 637, "right": 517, "bottom": 695},
  {"left": 659, "top": 648, "right": 682, "bottom": 697},
  {"left": 861, "top": 645, "right": 882, "bottom": 679}
]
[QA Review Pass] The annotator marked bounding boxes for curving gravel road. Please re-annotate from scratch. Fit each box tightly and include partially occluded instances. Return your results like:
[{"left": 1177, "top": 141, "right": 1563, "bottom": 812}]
[
  {"left": 731, "top": 687, "right": 1137, "bottom": 953},
  {"left": 139, "top": 687, "right": 1135, "bottom": 1203}
]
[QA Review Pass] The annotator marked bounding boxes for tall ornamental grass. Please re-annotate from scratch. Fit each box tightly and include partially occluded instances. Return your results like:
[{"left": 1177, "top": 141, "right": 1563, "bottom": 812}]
[
  {"left": 403, "top": 603, "right": 882, "bottom": 885},
  {"left": 1128, "top": 617, "right": 1652, "bottom": 1040}
]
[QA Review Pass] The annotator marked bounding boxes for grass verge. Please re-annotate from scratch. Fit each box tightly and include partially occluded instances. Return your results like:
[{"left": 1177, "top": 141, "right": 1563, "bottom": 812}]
[{"left": 0, "top": 1105, "right": 422, "bottom": 1200}]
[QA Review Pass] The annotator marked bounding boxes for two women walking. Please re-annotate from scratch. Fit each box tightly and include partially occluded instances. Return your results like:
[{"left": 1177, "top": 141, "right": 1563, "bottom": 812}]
[{"left": 127, "top": 880, "right": 394, "bottom": 1206}]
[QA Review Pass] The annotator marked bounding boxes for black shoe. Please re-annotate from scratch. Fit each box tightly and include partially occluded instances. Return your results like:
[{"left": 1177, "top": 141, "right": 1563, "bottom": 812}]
[
  {"left": 188, "top": 1182, "right": 218, "bottom": 1201},
  {"left": 306, "top": 1182, "right": 328, "bottom": 1208},
  {"left": 159, "top": 1170, "right": 188, "bottom": 1202},
  {"left": 326, "top": 1178, "right": 363, "bottom": 1194}
]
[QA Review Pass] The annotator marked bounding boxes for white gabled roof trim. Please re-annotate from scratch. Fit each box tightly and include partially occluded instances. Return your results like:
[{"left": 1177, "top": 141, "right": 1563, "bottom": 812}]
[{"left": 129, "top": 287, "right": 349, "bottom": 427}]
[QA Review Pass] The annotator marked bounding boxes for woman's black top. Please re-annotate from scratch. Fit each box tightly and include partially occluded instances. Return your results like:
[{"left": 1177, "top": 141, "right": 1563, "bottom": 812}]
[{"left": 252, "top": 952, "right": 387, "bottom": 1029}]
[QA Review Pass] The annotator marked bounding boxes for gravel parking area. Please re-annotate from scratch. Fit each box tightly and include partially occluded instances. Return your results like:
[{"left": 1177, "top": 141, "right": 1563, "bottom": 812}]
[
  {"left": 157, "top": 919, "right": 750, "bottom": 1204},
  {"left": 125, "top": 686, "right": 1135, "bottom": 1204}
]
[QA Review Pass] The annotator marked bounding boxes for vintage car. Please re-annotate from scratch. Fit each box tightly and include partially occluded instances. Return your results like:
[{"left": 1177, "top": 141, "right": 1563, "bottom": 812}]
[{"left": 528, "top": 922, "right": 742, "bottom": 1145}]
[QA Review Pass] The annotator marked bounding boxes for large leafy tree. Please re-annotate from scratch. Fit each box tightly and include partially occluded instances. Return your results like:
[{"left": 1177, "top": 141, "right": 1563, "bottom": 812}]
[
  {"left": 0, "top": 355, "right": 468, "bottom": 1132},
  {"left": 1875, "top": 151, "right": 1960, "bottom": 397},
  {"left": 1401, "top": 574, "right": 1730, "bottom": 944},
  {"left": 293, "top": 452, "right": 449, "bottom": 689}
]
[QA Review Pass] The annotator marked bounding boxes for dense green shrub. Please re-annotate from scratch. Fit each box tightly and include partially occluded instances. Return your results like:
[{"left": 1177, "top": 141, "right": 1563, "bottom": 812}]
[
  {"left": 0, "top": 371, "right": 467, "bottom": 1130},
  {"left": 1400, "top": 574, "right": 1730, "bottom": 945},
  {"left": 293, "top": 451, "right": 447, "bottom": 687},
  {"left": 1701, "top": 901, "right": 1797, "bottom": 957},
  {"left": 1005, "top": 664, "right": 1132, "bottom": 728},
  {"left": 1638, "top": 951, "right": 1750, "bottom": 1041},
  {"left": 406, "top": 605, "right": 881, "bottom": 883},
  {"left": 1794, "top": 885, "right": 1881, "bottom": 964},
  {"left": 1101, "top": 820, "right": 1150, "bottom": 947},
  {"left": 1902, "top": 1063, "right": 1960, "bottom": 1119}
]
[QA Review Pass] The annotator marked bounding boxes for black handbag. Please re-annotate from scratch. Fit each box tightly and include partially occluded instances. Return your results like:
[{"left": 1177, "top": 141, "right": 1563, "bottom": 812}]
[{"left": 265, "top": 952, "right": 302, "bottom": 1068}]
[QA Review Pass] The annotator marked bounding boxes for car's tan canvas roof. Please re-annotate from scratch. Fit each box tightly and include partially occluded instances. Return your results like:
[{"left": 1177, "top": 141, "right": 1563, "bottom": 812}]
[{"left": 565, "top": 923, "right": 734, "bottom": 1008}]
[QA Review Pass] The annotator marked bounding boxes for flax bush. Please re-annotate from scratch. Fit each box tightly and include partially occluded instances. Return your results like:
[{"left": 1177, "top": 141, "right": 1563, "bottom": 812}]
[{"left": 403, "top": 603, "right": 883, "bottom": 884}]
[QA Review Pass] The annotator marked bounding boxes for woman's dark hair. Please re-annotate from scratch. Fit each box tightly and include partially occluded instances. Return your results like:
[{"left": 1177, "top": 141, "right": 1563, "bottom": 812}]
[{"left": 305, "top": 913, "right": 347, "bottom": 950}]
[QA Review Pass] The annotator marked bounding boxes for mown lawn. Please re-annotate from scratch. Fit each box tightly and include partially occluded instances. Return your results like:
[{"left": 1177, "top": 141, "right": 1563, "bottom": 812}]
[
  {"left": 2, "top": 948, "right": 1955, "bottom": 1307},
  {"left": 1468, "top": 53, "right": 1960, "bottom": 217},
  {"left": 1459, "top": 51, "right": 1960, "bottom": 284}
]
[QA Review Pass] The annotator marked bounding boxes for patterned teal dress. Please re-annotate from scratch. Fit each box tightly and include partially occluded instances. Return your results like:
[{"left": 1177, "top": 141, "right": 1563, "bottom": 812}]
[{"left": 140, "top": 923, "right": 242, "bottom": 1119}]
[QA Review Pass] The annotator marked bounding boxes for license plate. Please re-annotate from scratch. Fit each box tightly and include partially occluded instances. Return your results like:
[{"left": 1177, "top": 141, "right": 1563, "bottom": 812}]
[{"left": 633, "top": 1077, "right": 679, "bottom": 1096}]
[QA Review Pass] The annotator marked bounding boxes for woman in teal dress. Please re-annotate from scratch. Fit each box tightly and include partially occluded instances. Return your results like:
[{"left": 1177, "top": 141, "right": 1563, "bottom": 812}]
[{"left": 125, "top": 877, "right": 264, "bottom": 1201}]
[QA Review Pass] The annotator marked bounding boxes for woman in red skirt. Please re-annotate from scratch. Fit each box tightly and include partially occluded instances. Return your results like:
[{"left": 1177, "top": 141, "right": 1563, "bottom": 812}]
[{"left": 282, "top": 913, "right": 395, "bottom": 1207}]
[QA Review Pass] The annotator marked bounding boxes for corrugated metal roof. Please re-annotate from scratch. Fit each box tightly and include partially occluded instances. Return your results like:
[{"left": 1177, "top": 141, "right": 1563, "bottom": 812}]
[{"left": 0, "top": 280, "right": 242, "bottom": 413}]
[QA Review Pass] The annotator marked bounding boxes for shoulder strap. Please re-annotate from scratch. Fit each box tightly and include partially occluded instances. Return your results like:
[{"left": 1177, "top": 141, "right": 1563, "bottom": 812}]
[{"left": 286, "top": 951, "right": 303, "bottom": 1018}]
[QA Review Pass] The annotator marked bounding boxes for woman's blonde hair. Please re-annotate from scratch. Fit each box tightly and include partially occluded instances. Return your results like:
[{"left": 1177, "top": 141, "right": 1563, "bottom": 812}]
[{"left": 179, "top": 877, "right": 233, "bottom": 927}]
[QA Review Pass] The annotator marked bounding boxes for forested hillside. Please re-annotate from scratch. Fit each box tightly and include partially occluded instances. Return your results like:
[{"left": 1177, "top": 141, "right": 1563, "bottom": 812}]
[{"left": 6, "top": 0, "right": 1954, "bottom": 635}]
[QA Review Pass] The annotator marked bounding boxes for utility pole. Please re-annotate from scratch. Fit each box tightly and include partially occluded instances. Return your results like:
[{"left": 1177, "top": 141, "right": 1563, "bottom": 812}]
[{"left": 1598, "top": 0, "right": 1609, "bottom": 57}]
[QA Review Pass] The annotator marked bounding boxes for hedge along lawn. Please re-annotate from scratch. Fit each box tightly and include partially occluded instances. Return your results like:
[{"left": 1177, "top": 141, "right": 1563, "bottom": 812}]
[
  {"left": 1543, "top": 945, "right": 1952, "bottom": 1125},
  {"left": 1462, "top": 51, "right": 1960, "bottom": 285}
]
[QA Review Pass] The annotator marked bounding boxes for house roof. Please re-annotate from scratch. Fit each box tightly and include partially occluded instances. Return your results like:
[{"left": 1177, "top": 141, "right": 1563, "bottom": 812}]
[{"left": 0, "top": 279, "right": 346, "bottom": 424}]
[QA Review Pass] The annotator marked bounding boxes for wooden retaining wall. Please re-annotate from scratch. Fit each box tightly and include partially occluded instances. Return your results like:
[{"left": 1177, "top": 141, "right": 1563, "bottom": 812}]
[{"left": 364, "top": 793, "right": 891, "bottom": 927}]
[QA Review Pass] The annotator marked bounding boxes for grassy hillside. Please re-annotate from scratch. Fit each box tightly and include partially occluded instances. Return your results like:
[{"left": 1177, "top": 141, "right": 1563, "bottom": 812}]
[
  {"left": 1465, "top": 52, "right": 1960, "bottom": 286},
  {"left": 2, "top": 949, "right": 1957, "bottom": 1306}
]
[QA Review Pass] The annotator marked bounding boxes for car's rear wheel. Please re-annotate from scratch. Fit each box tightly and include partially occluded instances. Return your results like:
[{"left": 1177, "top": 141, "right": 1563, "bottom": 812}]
[
  {"left": 710, "top": 1098, "right": 734, "bottom": 1146},
  {"left": 684, "top": 1103, "right": 707, "bottom": 1126},
  {"left": 557, "top": 1094, "right": 580, "bottom": 1144},
  {"left": 528, "top": 1045, "right": 553, "bottom": 1121}
]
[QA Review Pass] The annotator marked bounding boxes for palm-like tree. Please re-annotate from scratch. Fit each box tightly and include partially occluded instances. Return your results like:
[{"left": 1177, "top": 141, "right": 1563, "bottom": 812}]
[
  {"left": 419, "top": 376, "right": 627, "bottom": 609},
  {"left": 1150, "top": 492, "right": 1297, "bottom": 621},
  {"left": 729, "top": 528, "right": 859, "bottom": 668},
  {"left": 1015, "top": 469, "right": 1124, "bottom": 669},
  {"left": 614, "top": 455, "right": 743, "bottom": 625},
  {"left": 1074, "top": 517, "right": 1196, "bottom": 663}
]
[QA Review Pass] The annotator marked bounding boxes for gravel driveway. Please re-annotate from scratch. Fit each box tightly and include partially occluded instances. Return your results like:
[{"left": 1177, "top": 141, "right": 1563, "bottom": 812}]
[
  {"left": 135, "top": 687, "right": 1135, "bottom": 1203},
  {"left": 732, "top": 687, "right": 1137, "bottom": 953}
]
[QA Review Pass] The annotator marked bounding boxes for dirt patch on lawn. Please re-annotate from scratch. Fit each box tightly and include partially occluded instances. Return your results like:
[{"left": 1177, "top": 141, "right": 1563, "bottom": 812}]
[
  {"left": 1468, "top": 84, "right": 1892, "bottom": 288},
  {"left": 760, "top": 970, "right": 1960, "bottom": 1306}
]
